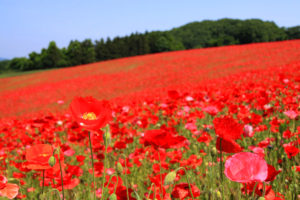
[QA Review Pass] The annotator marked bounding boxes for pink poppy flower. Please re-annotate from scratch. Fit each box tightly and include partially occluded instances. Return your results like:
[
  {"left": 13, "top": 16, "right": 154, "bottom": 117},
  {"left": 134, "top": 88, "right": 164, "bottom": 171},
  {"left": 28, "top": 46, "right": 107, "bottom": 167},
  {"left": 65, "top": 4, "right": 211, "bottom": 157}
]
[
  {"left": 224, "top": 152, "right": 268, "bottom": 183},
  {"left": 243, "top": 124, "right": 254, "bottom": 137},
  {"left": 283, "top": 110, "right": 298, "bottom": 119}
]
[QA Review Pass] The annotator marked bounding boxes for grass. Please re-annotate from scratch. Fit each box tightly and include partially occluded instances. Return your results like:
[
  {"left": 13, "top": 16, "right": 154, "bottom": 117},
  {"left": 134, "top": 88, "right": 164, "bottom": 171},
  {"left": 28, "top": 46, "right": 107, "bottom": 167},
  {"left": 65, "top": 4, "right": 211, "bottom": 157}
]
[{"left": 0, "top": 69, "right": 54, "bottom": 79}]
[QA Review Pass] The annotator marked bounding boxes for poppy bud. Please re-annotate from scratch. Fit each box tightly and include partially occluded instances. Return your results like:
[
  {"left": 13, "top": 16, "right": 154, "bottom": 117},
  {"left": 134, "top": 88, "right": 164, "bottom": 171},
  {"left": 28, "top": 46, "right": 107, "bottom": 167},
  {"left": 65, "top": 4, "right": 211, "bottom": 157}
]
[
  {"left": 109, "top": 193, "right": 117, "bottom": 200},
  {"left": 277, "top": 135, "right": 282, "bottom": 140},
  {"left": 216, "top": 190, "right": 221, "bottom": 198},
  {"left": 7, "top": 178, "right": 19, "bottom": 185},
  {"left": 212, "top": 147, "right": 217, "bottom": 155},
  {"left": 116, "top": 162, "right": 123, "bottom": 174},
  {"left": 48, "top": 156, "right": 56, "bottom": 167},
  {"left": 191, "top": 144, "right": 198, "bottom": 151},
  {"left": 39, "top": 192, "right": 48, "bottom": 200},
  {"left": 258, "top": 197, "right": 265, "bottom": 200},
  {"left": 103, "top": 131, "right": 111, "bottom": 146},
  {"left": 164, "top": 171, "right": 176, "bottom": 185}
]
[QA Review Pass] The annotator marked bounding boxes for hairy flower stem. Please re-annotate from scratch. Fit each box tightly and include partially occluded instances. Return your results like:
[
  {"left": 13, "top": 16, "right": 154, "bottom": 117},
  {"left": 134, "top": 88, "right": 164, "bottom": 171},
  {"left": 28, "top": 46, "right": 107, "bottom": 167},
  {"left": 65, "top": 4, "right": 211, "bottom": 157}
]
[
  {"left": 88, "top": 131, "right": 96, "bottom": 200},
  {"left": 158, "top": 151, "right": 164, "bottom": 199},
  {"left": 58, "top": 153, "right": 65, "bottom": 200},
  {"left": 148, "top": 183, "right": 154, "bottom": 199},
  {"left": 176, "top": 167, "right": 195, "bottom": 200},
  {"left": 219, "top": 138, "right": 224, "bottom": 200},
  {"left": 42, "top": 170, "right": 45, "bottom": 194},
  {"left": 251, "top": 181, "right": 258, "bottom": 199},
  {"left": 113, "top": 175, "right": 119, "bottom": 194},
  {"left": 51, "top": 188, "right": 62, "bottom": 200},
  {"left": 219, "top": 138, "right": 223, "bottom": 182},
  {"left": 124, "top": 157, "right": 129, "bottom": 200},
  {"left": 263, "top": 182, "right": 266, "bottom": 197},
  {"left": 100, "top": 140, "right": 107, "bottom": 200}
]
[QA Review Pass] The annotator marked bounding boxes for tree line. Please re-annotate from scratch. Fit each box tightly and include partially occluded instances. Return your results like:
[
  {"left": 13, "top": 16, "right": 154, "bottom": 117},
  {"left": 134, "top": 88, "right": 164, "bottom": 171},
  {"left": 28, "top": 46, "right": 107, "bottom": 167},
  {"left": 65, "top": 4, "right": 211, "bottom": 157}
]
[{"left": 1, "top": 18, "right": 300, "bottom": 72}]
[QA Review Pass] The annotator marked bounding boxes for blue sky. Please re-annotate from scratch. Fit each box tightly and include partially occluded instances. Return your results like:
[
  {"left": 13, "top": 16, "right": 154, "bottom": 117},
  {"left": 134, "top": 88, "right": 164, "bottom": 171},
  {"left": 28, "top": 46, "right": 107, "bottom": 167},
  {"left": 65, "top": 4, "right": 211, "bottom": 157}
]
[{"left": 1, "top": 0, "right": 299, "bottom": 59}]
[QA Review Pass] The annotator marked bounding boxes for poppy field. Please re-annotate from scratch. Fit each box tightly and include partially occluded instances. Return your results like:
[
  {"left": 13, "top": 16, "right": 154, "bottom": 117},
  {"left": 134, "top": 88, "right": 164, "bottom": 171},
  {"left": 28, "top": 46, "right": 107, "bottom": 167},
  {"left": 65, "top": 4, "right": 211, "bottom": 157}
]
[{"left": 0, "top": 40, "right": 299, "bottom": 199}]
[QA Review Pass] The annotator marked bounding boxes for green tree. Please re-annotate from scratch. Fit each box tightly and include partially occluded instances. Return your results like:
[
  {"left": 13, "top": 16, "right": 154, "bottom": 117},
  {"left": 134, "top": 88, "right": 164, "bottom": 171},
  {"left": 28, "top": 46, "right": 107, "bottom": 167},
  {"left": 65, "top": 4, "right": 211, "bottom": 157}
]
[
  {"left": 148, "top": 32, "right": 184, "bottom": 53},
  {"left": 67, "top": 40, "right": 82, "bottom": 66},
  {"left": 29, "top": 51, "right": 43, "bottom": 70},
  {"left": 0, "top": 60, "right": 10, "bottom": 72},
  {"left": 41, "top": 41, "right": 64, "bottom": 68},
  {"left": 81, "top": 39, "right": 96, "bottom": 64},
  {"left": 285, "top": 26, "right": 300, "bottom": 39},
  {"left": 8, "top": 57, "right": 32, "bottom": 71}
]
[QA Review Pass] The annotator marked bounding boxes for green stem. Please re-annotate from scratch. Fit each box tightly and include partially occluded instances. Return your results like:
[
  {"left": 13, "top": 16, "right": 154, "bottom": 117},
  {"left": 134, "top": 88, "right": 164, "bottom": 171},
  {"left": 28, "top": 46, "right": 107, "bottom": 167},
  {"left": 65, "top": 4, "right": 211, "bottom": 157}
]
[
  {"left": 58, "top": 153, "right": 64, "bottom": 200},
  {"left": 251, "top": 182, "right": 258, "bottom": 199},
  {"left": 158, "top": 151, "right": 164, "bottom": 199},
  {"left": 50, "top": 188, "right": 62, "bottom": 200},
  {"left": 219, "top": 138, "right": 224, "bottom": 200},
  {"left": 101, "top": 137, "right": 108, "bottom": 200},
  {"left": 42, "top": 170, "right": 45, "bottom": 194},
  {"left": 292, "top": 119, "right": 296, "bottom": 133},
  {"left": 176, "top": 167, "right": 195, "bottom": 200},
  {"left": 147, "top": 183, "right": 154, "bottom": 200},
  {"left": 124, "top": 157, "right": 129, "bottom": 200},
  {"left": 88, "top": 131, "right": 96, "bottom": 200},
  {"left": 113, "top": 175, "right": 119, "bottom": 194},
  {"left": 219, "top": 138, "right": 223, "bottom": 182}
]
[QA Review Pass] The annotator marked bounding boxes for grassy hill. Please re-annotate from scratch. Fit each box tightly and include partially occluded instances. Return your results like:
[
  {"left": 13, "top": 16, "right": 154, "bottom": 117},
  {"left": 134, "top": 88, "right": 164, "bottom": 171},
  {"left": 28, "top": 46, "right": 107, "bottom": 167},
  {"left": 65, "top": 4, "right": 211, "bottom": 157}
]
[{"left": 1, "top": 39, "right": 300, "bottom": 118}]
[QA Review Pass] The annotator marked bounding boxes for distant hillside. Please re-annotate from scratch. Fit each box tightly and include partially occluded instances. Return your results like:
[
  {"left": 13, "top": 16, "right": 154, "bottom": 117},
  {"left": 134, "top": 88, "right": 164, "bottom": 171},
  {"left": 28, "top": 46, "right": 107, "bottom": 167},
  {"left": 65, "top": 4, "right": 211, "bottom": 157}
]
[
  {"left": 0, "top": 58, "right": 7, "bottom": 61},
  {"left": 169, "top": 18, "right": 287, "bottom": 48},
  {"left": 2, "top": 18, "right": 300, "bottom": 73}
]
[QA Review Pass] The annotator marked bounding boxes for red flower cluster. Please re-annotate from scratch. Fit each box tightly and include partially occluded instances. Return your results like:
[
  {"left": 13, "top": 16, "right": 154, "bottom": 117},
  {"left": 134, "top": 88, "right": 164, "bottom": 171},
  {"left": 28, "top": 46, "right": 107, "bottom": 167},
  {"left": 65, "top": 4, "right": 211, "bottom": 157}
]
[{"left": 142, "top": 127, "right": 188, "bottom": 149}]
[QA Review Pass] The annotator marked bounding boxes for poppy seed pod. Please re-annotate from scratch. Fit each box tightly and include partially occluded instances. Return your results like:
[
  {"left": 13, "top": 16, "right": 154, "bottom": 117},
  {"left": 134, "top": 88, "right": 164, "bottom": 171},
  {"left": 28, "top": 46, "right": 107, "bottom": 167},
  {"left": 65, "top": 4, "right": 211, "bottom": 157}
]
[{"left": 164, "top": 171, "right": 177, "bottom": 185}]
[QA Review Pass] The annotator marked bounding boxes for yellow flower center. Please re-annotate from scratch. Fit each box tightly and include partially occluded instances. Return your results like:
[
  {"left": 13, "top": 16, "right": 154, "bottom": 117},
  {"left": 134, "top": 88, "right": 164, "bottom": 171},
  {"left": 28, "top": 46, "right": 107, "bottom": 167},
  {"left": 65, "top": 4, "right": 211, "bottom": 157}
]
[
  {"left": 82, "top": 112, "right": 97, "bottom": 120},
  {"left": 40, "top": 153, "right": 50, "bottom": 157}
]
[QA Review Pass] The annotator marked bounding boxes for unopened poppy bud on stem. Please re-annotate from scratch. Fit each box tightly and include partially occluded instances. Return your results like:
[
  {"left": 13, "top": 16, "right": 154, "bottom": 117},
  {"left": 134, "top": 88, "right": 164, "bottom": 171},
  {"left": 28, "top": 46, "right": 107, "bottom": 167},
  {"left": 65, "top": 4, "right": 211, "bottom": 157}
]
[
  {"left": 103, "top": 126, "right": 111, "bottom": 146},
  {"left": 48, "top": 156, "right": 56, "bottom": 167},
  {"left": 212, "top": 147, "right": 217, "bottom": 155},
  {"left": 164, "top": 171, "right": 177, "bottom": 185},
  {"left": 116, "top": 162, "right": 123, "bottom": 174},
  {"left": 109, "top": 193, "right": 117, "bottom": 200},
  {"left": 216, "top": 190, "right": 221, "bottom": 198}
]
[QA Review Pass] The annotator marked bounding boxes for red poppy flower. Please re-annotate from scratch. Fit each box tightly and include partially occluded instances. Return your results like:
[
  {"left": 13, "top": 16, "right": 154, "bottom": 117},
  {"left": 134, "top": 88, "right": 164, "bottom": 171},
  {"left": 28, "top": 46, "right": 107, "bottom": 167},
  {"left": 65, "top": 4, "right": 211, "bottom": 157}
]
[
  {"left": 224, "top": 152, "right": 268, "bottom": 183},
  {"left": 283, "top": 143, "right": 299, "bottom": 159},
  {"left": 142, "top": 129, "right": 187, "bottom": 149},
  {"left": 24, "top": 144, "right": 53, "bottom": 170},
  {"left": 242, "top": 182, "right": 275, "bottom": 199},
  {"left": 168, "top": 90, "right": 180, "bottom": 100},
  {"left": 0, "top": 175, "right": 19, "bottom": 199},
  {"left": 213, "top": 116, "right": 243, "bottom": 141},
  {"left": 69, "top": 96, "right": 112, "bottom": 131},
  {"left": 265, "top": 164, "right": 281, "bottom": 182},
  {"left": 171, "top": 183, "right": 200, "bottom": 199},
  {"left": 216, "top": 137, "right": 243, "bottom": 153}
]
